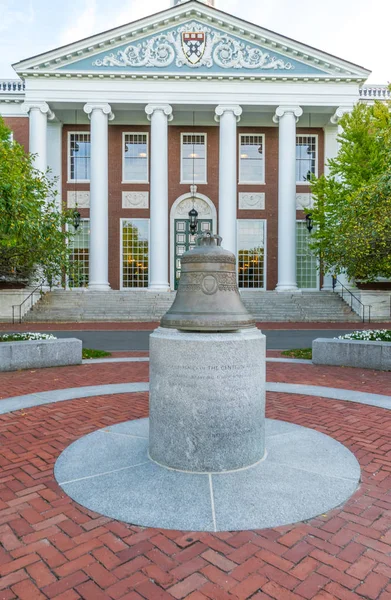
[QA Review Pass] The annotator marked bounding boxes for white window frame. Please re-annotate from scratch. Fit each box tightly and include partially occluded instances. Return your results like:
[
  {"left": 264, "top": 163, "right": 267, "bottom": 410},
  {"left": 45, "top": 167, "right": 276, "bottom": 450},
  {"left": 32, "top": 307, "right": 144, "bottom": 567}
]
[
  {"left": 238, "top": 133, "right": 266, "bottom": 185},
  {"left": 236, "top": 219, "right": 267, "bottom": 291},
  {"left": 180, "top": 132, "right": 207, "bottom": 184},
  {"left": 120, "top": 218, "right": 151, "bottom": 290},
  {"left": 67, "top": 131, "right": 91, "bottom": 183},
  {"left": 122, "top": 132, "right": 149, "bottom": 184},
  {"left": 296, "top": 134, "right": 318, "bottom": 185},
  {"left": 296, "top": 219, "right": 320, "bottom": 290},
  {"left": 66, "top": 218, "right": 90, "bottom": 289}
]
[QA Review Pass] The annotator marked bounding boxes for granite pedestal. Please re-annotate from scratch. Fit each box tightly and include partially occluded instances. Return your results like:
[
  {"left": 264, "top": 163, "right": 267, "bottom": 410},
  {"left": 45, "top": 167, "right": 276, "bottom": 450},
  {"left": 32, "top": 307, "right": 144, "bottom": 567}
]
[{"left": 149, "top": 327, "right": 266, "bottom": 472}]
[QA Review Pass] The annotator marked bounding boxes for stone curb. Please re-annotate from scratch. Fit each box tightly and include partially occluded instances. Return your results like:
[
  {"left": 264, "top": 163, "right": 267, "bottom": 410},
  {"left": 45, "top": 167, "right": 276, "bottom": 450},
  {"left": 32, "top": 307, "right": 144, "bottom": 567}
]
[{"left": 0, "top": 381, "right": 390, "bottom": 415}]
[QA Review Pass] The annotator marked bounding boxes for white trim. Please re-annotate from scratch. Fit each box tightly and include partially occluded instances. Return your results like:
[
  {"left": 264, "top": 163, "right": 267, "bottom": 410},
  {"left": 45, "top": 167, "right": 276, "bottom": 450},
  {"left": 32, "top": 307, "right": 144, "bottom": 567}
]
[
  {"left": 238, "top": 133, "right": 266, "bottom": 185},
  {"left": 122, "top": 131, "right": 149, "bottom": 184},
  {"left": 237, "top": 218, "right": 267, "bottom": 291},
  {"left": 170, "top": 192, "right": 217, "bottom": 290},
  {"left": 67, "top": 131, "right": 91, "bottom": 184},
  {"left": 296, "top": 219, "right": 320, "bottom": 291},
  {"left": 180, "top": 132, "right": 207, "bottom": 185},
  {"left": 296, "top": 133, "right": 318, "bottom": 185},
  {"left": 120, "top": 217, "right": 150, "bottom": 290}
]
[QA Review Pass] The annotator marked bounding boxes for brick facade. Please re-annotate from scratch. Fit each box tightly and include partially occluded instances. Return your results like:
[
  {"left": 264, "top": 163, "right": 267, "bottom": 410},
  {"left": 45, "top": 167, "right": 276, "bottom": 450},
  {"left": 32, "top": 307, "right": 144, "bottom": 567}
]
[{"left": 6, "top": 117, "right": 324, "bottom": 291}]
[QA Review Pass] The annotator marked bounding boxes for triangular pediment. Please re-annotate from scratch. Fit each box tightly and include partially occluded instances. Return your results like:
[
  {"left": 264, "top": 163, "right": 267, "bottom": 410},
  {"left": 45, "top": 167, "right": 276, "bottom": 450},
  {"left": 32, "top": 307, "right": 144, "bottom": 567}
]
[{"left": 13, "top": 1, "right": 370, "bottom": 81}]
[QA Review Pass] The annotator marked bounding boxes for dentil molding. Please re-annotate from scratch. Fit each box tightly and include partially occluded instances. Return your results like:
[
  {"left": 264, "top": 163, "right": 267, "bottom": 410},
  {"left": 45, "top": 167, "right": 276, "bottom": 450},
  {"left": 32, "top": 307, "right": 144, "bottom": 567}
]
[
  {"left": 239, "top": 193, "right": 265, "bottom": 210},
  {"left": 122, "top": 192, "right": 149, "bottom": 209}
]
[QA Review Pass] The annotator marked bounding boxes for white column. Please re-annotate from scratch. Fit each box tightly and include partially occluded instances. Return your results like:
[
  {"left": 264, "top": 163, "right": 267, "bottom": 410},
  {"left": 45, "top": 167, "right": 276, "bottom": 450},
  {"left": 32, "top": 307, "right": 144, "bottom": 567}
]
[
  {"left": 83, "top": 103, "right": 114, "bottom": 291},
  {"left": 215, "top": 105, "right": 242, "bottom": 256},
  {"left": 273, "top": 105, "right": 303, "bottom": 292},
  {"left": 47, "top": 121, "right": 63, "bottom": 210},
  {"left": 21, "top": 101, "right": 55, "bottom": 173},
  {"left": 145, "top": 104, "right": 173, "bottom": 291}
]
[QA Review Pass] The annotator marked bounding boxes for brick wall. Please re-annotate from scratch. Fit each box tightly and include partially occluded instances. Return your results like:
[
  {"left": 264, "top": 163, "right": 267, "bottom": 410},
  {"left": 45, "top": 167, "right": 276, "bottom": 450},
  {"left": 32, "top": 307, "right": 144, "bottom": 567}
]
[
  {"left": 3, "top": 117, "right": 324, "bottom": 291},
  {"left": 3, "top": 117, "right": 29, "bottom": 150}
]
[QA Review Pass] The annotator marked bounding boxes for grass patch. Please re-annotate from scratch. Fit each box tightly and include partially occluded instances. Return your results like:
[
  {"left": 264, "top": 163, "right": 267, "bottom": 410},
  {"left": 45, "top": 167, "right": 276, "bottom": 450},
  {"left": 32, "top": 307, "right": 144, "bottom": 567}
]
[
  {"left": 281, "top": 348, "right": 312, "bottom": 360},
  {"left": 82, "top": 348, "right": 112, "bottom": 359}
]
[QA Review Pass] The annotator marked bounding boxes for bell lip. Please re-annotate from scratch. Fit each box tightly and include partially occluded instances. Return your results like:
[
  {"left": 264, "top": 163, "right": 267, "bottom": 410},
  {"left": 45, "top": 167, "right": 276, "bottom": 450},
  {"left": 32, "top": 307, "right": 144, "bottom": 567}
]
[{"left": 160, "top": 318, "right": 256, "bottom": 331}]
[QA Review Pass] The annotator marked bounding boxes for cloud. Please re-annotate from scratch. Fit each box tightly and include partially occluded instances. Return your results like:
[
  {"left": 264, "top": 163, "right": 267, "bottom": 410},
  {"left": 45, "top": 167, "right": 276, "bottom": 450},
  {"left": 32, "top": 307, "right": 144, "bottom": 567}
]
[
  {"left": 59, "top": 0, "right": 98, "bottom": 46},
  {"left": 0, "top": 0, "right": 34, "bottom": 33}
]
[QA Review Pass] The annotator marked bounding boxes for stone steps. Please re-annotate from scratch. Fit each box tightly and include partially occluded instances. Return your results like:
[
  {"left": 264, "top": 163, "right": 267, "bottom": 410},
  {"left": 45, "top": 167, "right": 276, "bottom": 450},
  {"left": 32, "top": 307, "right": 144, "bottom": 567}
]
[{"left": 23, "top": 290, "right": 362, "bottom": 323}]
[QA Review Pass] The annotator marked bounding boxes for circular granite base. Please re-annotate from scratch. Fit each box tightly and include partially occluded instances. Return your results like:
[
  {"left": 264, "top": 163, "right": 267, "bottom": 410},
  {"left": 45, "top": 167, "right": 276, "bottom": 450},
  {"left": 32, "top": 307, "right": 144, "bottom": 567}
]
[{"left": 54, "top": 418, "right": 360, "bottom": 532}]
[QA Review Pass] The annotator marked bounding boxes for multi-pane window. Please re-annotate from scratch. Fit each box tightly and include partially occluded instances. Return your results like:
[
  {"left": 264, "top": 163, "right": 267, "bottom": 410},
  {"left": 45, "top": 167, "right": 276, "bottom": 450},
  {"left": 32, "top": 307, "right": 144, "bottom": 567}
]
[
  {"left": 69, "top": 133, "right": 91, "bottom": 181},
  {"left": 181, "top": 134, "right": 207, "bottom": 183},
  {"left": 68, "top": 219, "right": 90, "bottom": 288},
  {"left": 296, "top": 135, "right": 317, "bottom": 184},
  {"left": 296, "top": 221, "right": 318, "bottom": 289},
  {"left": 239, "top": 134, "right": 265, "bottom": 183},
  {"left": 122, "top": 219, "right": 149, "bottom": 288},
  {"left": 237, "top": 220, "right": 266, "bottom": 289},
  {"left": 123, "top": 133, "right": 149, "bottom": 182}
]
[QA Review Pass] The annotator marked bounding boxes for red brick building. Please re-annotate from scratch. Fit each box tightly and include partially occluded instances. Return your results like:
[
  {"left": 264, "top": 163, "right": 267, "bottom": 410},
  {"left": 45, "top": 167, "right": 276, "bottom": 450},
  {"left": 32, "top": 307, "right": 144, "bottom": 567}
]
[{"left": 1, "top": 0, "right": 383, "bottom": 295}]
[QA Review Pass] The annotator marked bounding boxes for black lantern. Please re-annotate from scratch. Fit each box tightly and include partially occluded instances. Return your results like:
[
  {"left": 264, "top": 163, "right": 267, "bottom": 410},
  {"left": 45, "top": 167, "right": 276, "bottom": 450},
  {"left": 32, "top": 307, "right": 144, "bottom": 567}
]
[
  {"left": 73, "top": 210, "right": 81, "bottom": 231},
  {"left": 305, "top": 213, "right": 313, "bottom": 233},
  {"left": 188, "top": 207, "right": 199, "bottom": 235}
]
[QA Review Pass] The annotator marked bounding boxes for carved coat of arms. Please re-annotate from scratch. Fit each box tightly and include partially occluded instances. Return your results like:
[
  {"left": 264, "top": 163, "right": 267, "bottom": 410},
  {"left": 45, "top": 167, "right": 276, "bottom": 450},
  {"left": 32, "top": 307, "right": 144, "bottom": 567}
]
[{"left": 181, "top": 32, "right": 206, "bottom": 65}]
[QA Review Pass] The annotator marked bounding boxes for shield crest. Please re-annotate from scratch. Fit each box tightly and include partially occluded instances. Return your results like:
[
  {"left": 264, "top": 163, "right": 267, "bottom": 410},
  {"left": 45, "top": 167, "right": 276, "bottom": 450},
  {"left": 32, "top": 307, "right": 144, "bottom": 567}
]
[{"left": 182, "top": 32, "right": 206, "bottom": 65}]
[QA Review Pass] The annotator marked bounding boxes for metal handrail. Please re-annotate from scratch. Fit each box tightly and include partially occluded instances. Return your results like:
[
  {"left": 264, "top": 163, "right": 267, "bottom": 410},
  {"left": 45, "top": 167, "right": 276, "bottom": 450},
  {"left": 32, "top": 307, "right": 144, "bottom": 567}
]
[
  {"left": 12, "top": 281, "right": 45, "bottom": 324},
  {"left": 332, "top": 276, "right": 371, "bottom": 323}
]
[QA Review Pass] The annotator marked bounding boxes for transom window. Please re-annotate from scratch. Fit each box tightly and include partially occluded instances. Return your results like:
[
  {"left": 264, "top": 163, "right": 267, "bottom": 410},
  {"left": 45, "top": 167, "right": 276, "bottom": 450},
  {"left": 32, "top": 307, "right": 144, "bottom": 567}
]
[
  {"left": 68, "top": 219, "right": 90, "bottom": 288},
  {"left": 296, "top": 135, "right": 317, "bottom": 184},
  {"left": 181, "top": 134, "right": 207, "bottom": 183},
  {"left": 239, "top": 134, "right": 265, "bottom": 183},
  {"left": 122, "top": 219, "right": 149, "bottom": 288},
  {"left": 69, "top": 133, "right": 90, "bottom": 181},
  {"left": 237, "top": 220, "right": 266, "bottom": 289},
  {"left": 123, "top": 133, "right": 149, "bottom": 182}
]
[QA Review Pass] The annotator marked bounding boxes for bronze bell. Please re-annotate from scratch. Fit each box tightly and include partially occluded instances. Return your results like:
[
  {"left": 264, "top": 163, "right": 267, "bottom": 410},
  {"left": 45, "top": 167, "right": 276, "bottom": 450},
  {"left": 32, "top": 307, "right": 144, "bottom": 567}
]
[{"left": 161, "top": 234, "right": 255, "bottom": 331}]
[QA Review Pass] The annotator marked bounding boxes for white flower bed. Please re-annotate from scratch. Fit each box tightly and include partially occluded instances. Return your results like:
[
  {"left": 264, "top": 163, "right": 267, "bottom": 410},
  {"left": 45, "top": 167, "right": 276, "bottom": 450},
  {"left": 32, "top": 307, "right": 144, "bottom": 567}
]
[
  {"left": 337, "top": 329, "right": 391, "bottom": 342},
  {"left": 0, "top": 332, "right": 57, "bottom": 342}
]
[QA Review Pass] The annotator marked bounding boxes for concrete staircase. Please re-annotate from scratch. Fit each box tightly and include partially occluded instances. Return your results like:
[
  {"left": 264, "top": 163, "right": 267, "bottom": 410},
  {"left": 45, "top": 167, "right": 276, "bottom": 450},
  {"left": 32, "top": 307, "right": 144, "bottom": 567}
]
[{"left": 23, "top": 289, "right": 362, "bottom": 323}]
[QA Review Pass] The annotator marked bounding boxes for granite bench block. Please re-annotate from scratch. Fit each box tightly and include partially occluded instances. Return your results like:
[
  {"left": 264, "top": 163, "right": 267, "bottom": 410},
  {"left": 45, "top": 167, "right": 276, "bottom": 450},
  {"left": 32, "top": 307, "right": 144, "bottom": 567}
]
[
  {"left": 312, "top": 338, "right": 391, "bottom": 371},
  {"left": 0, "top": 338, "right": 82, "bottom": 372}
]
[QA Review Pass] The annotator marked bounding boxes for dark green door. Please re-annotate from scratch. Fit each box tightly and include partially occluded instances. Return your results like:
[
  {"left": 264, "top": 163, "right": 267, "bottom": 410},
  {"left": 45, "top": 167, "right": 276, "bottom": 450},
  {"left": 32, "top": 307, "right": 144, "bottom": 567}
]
[{"left": 174, "top": 219, "right": 213, "bottom": 289}]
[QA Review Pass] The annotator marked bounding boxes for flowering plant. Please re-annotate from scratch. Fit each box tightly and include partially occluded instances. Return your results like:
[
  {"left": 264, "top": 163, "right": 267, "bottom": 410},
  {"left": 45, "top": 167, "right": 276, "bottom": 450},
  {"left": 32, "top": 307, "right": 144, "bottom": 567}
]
[
  {"left": 337, "top": 330, "right": 391, "bottom": 342},
  {"left": 0, "top": 333, "right": 57, "bottom": 342}
]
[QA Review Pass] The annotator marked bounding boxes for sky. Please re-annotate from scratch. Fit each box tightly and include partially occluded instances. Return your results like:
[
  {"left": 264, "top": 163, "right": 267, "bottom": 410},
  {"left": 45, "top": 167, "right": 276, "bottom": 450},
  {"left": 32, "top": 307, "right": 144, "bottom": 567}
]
[{"left": 0, "top": 0, "right": 389, "bottom": 83}]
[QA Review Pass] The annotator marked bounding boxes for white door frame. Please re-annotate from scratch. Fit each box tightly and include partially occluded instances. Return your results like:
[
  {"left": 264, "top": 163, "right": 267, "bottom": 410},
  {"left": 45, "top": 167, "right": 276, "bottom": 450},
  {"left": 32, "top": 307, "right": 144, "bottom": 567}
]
[{"left": 170, "top": 193, "right": 217, "bottom": 291}]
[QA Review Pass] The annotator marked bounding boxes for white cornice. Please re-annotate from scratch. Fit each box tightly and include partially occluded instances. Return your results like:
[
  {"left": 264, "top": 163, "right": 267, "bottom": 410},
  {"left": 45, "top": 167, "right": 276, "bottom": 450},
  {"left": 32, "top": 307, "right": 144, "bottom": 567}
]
[
  {"left": 13, "top": 1, "right": 371, "bottom": 80},
  {"left": 18, "top": 70, "right": 367, "bottom": 85}
]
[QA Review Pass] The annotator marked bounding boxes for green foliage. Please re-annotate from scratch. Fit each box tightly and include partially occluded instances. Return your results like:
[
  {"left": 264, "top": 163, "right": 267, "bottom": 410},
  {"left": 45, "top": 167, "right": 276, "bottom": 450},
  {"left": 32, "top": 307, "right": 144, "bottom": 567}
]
[
  {"left": 309, "top": 99, "right": 391, "bottom": 282},
  {"left": 0, "top": 116, "right": 74, "bottom": 287}
]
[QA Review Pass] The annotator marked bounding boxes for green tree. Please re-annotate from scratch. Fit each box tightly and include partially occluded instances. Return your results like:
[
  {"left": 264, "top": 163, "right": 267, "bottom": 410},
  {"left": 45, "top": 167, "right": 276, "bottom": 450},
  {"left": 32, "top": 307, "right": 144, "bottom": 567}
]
[
  {"left": 0, "top": 116, "right": 74, "bottom": 287},
  {"left": 309, "top": 99, "right": 391, "bottom": 282}
]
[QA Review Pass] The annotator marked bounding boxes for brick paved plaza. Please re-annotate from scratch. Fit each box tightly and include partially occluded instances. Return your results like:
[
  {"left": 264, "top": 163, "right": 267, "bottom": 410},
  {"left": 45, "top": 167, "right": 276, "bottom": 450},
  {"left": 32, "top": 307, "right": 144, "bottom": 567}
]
[{"left": 1, "top": 338, "right": 391, "bottom": 599}]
